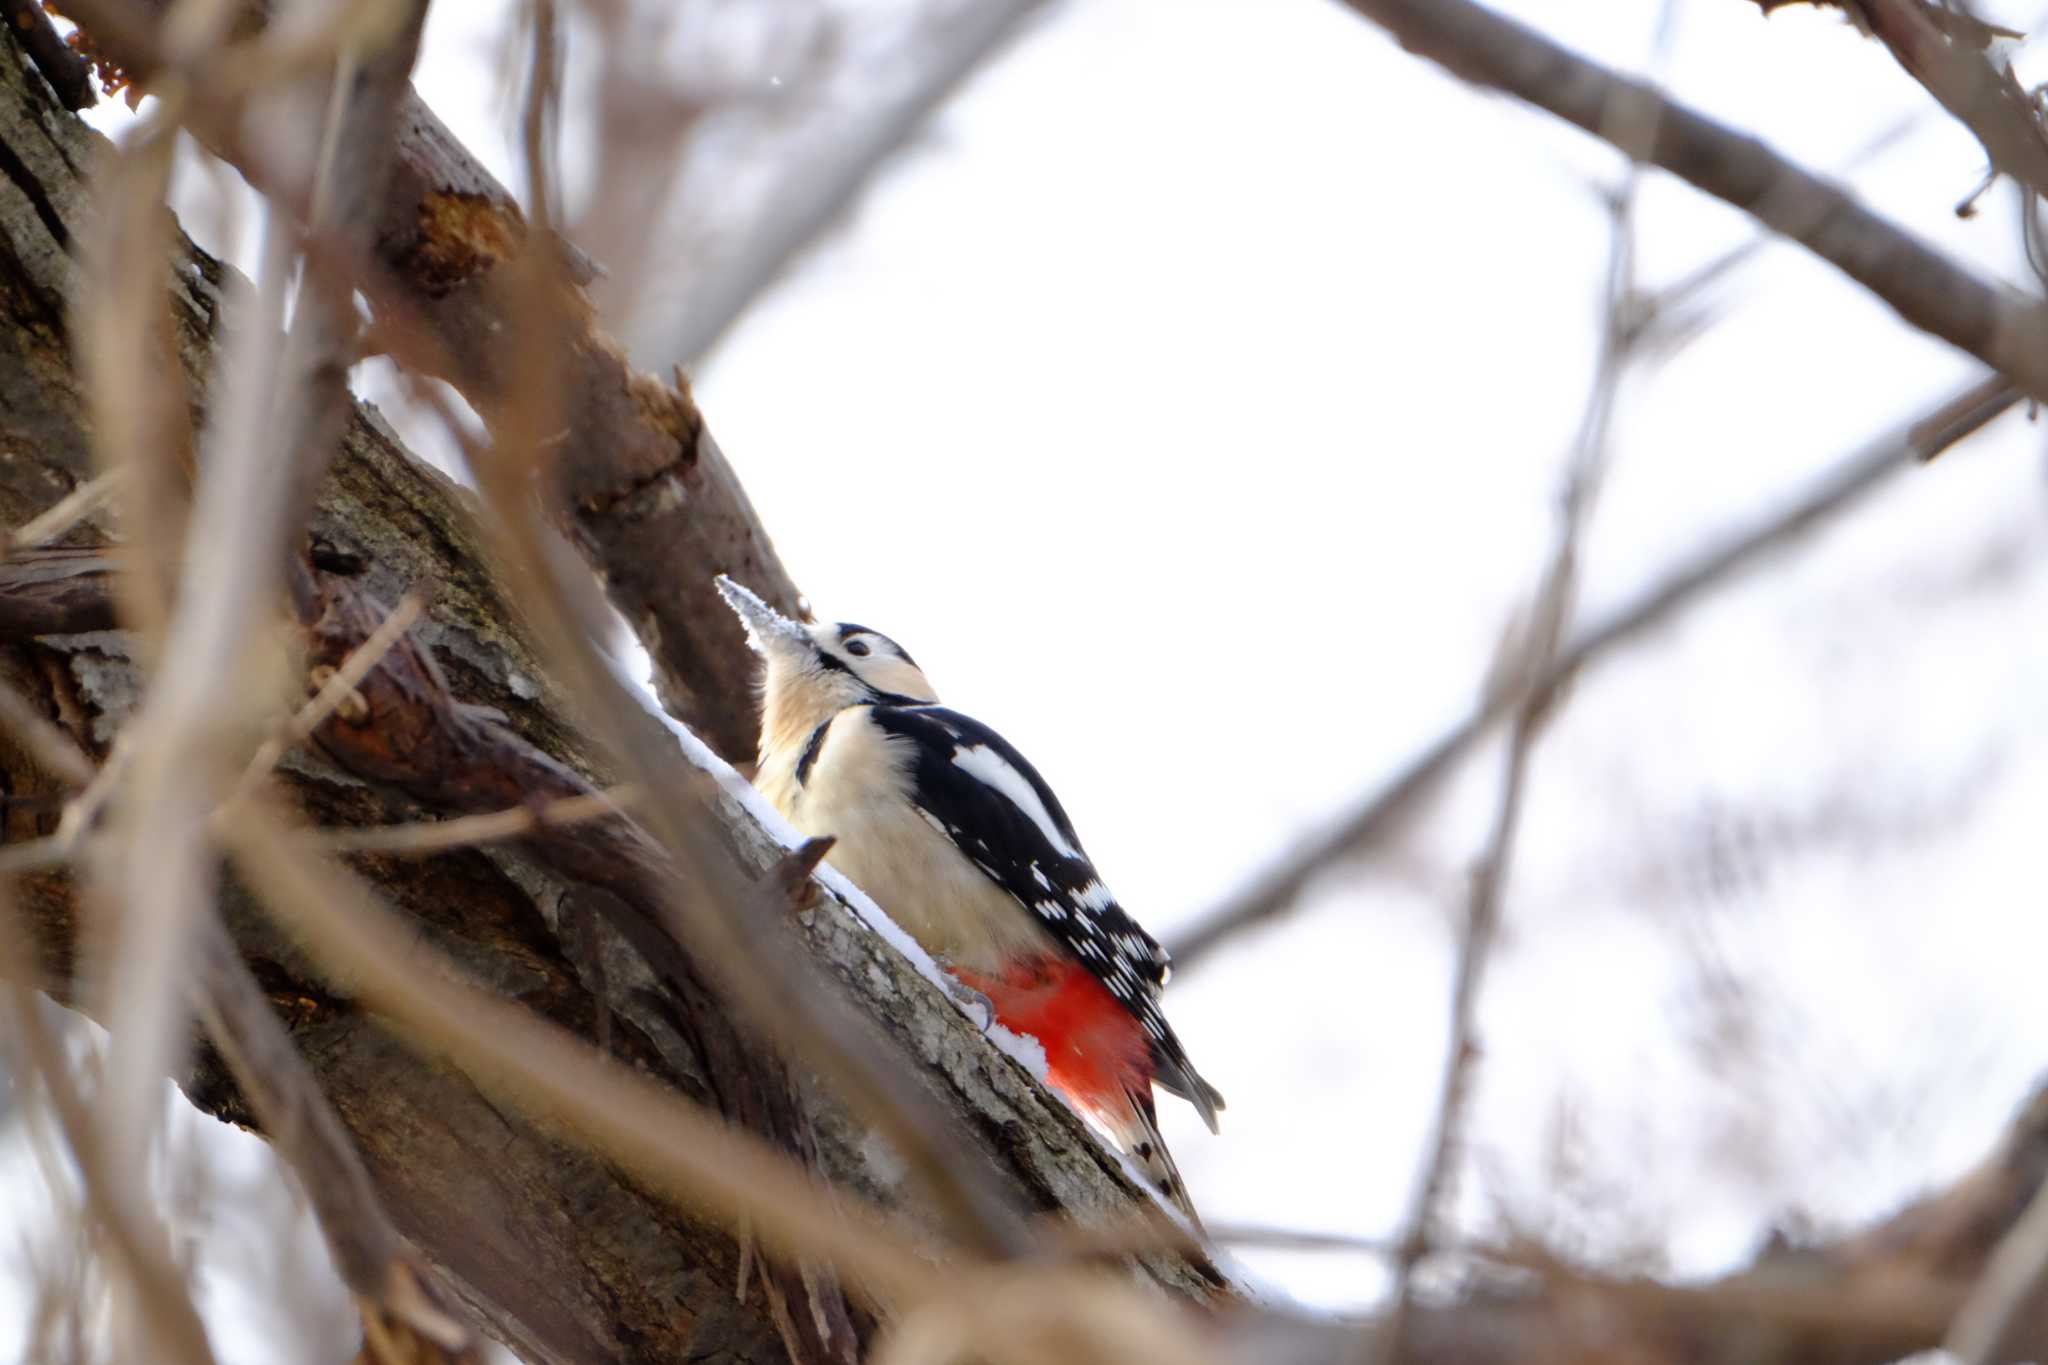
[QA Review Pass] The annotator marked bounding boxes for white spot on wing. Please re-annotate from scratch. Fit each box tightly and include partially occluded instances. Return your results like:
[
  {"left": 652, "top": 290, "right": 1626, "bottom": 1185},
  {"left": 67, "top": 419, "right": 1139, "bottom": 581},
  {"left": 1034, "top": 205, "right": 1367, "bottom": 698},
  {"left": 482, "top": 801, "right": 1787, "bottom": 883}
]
[
  {"left": 951, "top": 744, "right": 1080, "bottom": 858},
  {"left": 1075, "top": 881, "right": 1114, "bottom": 911}
]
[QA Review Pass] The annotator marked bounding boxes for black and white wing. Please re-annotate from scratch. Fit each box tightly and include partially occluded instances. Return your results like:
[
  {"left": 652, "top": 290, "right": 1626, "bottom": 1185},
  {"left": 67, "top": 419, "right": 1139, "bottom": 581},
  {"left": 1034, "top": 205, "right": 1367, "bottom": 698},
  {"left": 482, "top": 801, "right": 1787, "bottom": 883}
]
[{"left": 867, "top": 703, "right": 1223, "bottom": 1130}]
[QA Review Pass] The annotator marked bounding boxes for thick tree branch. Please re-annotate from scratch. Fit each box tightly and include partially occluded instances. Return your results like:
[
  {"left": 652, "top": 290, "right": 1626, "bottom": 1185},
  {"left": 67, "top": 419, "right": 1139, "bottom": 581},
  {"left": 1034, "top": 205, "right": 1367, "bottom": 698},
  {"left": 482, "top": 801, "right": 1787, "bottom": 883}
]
[{"left": 1331, "top": 0, "right": 2048, "bottom": 401}]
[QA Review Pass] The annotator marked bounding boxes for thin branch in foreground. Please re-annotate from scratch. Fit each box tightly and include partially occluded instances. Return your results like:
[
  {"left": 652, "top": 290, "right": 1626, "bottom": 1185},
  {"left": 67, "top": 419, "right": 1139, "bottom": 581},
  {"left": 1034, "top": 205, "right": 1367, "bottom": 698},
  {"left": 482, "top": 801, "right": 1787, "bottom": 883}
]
[
  {"left": 0, "top": 469, "right": 126, "bottom": 558},
  {"left": 231, "top": 590, "right": 425, "bottom": 801},
  {"left": 1166, "top": 374, "right": 2018, "bottom": 970},
  {"left": 1329, "top": 0, "right": 2048, "bottom": 401},
  {"left": 318, "top": 784, "right": 639, "bottom": 853}
]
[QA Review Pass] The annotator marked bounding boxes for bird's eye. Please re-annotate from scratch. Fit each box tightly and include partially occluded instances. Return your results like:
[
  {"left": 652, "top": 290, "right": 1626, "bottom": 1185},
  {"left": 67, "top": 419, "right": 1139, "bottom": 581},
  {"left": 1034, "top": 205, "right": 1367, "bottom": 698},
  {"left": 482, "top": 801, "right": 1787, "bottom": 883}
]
[{"left": 845, "top": 639, "right": 871, "bottom": 657}]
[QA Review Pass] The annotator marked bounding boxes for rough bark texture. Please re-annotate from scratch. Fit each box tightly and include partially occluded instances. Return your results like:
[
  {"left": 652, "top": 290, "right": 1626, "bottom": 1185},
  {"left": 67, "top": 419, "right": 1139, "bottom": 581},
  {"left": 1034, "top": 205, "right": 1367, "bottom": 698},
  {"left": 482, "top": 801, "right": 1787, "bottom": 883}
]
[{"left": 0, "top": 28, "right": 1222, "bottom": 1365}]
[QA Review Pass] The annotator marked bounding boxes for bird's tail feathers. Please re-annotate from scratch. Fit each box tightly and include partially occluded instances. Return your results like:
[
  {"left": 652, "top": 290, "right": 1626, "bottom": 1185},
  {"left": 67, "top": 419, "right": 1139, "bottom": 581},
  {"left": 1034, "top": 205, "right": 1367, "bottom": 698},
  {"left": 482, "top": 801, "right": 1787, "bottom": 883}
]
[
  {"left": 1102, "top": 1085, "right": 1203, "bottom": 1230},
  {"left": 1152, "top": 1045, "right": 1225, "bottom": 1135}
]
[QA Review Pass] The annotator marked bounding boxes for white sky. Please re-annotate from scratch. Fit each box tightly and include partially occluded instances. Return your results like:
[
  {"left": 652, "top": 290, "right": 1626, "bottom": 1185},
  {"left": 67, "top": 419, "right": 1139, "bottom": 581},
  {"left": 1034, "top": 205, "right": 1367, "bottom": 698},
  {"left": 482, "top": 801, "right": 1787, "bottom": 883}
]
[{"left": 8, "top": 0, "right": 2048, "bottom": 1352}]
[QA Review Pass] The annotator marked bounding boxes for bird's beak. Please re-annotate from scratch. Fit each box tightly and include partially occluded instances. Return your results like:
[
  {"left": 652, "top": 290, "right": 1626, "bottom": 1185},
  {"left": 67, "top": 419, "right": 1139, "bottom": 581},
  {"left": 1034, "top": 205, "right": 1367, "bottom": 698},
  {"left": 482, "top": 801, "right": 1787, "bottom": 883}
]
[{"left": 715, "top": 575, "right": 812, "bottom": 656}]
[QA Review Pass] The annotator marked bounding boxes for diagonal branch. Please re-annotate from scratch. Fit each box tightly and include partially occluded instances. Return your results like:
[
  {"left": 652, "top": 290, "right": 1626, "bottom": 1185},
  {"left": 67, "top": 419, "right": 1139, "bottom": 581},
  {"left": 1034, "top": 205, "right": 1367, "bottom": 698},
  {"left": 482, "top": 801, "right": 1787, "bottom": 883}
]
[{"left": 1329, "top": 0, "right": 2048, "bottom": 401}]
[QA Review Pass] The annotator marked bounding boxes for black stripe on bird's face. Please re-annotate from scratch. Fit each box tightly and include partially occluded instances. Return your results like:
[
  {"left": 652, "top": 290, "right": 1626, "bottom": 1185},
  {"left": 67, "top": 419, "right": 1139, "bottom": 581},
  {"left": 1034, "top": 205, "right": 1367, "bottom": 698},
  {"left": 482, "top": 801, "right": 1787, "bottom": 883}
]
[
  {"left": 834, "top": 622, "right": 919, "bottom": 670},
  {"left": 814, "top": 636, "right": 928, "bottom": 706}
]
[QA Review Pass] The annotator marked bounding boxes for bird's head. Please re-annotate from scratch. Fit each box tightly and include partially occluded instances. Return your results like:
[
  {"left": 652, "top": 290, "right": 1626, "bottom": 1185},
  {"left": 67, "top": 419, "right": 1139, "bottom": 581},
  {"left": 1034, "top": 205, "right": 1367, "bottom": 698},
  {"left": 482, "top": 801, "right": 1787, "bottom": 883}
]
[{"left": 716, "top": 577, "right": 937, "bottom": 751}]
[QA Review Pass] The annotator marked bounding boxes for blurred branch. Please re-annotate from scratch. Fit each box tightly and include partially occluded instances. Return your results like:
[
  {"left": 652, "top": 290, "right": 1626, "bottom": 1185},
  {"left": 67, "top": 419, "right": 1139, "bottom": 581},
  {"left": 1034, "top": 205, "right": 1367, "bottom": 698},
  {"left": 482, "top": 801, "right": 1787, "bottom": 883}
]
[
  {"left": 1167, "top": 374, "right": 2017, "bottom": 968},
  {"left": 1638, "top": 104, "right": 1926, "bottom": 352},
  {"left": 1329, "top": 0, "right": 2048, "bottom": 402},
  {"left": 663, "top": 0, "right": 1053, "bottom": 369}
]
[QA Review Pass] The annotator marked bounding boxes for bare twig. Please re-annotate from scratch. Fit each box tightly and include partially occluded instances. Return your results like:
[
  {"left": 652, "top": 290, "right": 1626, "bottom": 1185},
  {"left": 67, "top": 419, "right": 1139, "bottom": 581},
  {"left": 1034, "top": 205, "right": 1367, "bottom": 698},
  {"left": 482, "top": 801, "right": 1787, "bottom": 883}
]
[
  {"left": 71, "top": 110, "right": 184, "bottom": 648},
  {"left": 1637, "top": 106, "right": 1926, "bottom": 352},
  {"left": 319, "top": 784, "right": 639, "bottom": 853},
  {"left": 231, "top": 591, "right": 424, "bottom": 800},
  {"left": 1, "top": 470, "right": 126, "bottom": 557},
  {"left": 1167, "top": 374, "right": 2017, "bottom": 969},
  {"left": 1328, "top": 0, "right": 2048, "bottom": 401}
]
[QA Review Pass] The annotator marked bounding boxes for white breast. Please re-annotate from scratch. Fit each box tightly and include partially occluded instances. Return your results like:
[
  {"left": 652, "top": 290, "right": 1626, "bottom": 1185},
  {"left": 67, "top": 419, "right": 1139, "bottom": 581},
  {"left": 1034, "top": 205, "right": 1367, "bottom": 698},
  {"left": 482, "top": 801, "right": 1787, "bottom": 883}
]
[{"left": 780, "top": 710, "right": 1054, "bottom": 972}]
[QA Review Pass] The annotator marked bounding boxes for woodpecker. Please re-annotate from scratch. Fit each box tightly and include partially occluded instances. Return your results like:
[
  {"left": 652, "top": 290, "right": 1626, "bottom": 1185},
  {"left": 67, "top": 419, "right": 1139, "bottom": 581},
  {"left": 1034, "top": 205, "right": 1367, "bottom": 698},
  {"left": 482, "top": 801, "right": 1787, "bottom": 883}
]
[{"left": 716, "top": 576, "right": 1223, "bottom": 1221}]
